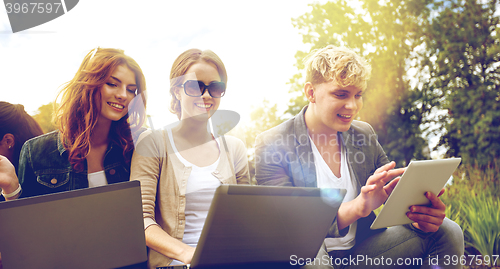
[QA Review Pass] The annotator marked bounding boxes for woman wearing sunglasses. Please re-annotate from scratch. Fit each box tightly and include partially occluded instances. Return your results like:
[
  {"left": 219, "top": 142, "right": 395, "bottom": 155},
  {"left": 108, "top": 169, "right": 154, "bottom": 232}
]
[
  {"left": 130, "top": 49, "right": 250, "bottom": 268},
  {"left": 0, "top": 48, "right": 147, "bottom": 201}
]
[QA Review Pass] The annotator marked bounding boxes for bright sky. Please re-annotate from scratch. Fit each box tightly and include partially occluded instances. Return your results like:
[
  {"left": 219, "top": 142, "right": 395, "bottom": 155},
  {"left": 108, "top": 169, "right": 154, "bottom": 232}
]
[{"left": 0, "top": 0, "right": 312, "bottom": 129}]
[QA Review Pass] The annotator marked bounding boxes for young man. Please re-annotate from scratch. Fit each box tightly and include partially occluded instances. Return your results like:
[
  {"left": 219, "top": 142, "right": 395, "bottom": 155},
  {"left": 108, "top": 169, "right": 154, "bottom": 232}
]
[{"left": 255, "top": 45, "right": 464, "bottom": 268}]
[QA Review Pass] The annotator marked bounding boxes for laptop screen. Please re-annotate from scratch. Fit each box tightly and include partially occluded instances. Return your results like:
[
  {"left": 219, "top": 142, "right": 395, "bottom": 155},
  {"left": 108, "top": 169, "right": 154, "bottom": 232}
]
[
  {"left": 0, "top": 181, "right": 147, "bottom": 269},
  {"left": 191, "top": 185, "right": 346, "bottom": 268}
]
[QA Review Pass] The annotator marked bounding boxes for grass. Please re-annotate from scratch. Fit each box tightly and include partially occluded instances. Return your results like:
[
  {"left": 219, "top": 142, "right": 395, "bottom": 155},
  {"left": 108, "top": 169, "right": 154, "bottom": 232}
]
[{"left": 441, "top": 160, "right": 500, "bottom": 268}]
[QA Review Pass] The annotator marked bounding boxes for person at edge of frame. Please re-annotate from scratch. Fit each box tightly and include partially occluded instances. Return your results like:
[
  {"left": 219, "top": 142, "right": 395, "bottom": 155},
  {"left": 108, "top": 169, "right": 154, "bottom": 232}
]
[
  {"left": 0, "top": 101, "right": 45, "bottom": 202},
  {"left": 0, "top": 101, "right": 45, "bottom": 268},
  {"left": 254, "top": 45, "right": 464, "bottom": 269}
]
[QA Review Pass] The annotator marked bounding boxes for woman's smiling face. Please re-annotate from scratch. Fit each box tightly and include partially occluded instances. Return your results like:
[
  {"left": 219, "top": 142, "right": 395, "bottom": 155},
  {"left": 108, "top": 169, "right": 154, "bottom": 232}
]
[
  {"left": 177, "top": 60, "right": 222, "bottom": 121},
  {"left": 99, "top": 64, "right": 137, "bottom": 124}
]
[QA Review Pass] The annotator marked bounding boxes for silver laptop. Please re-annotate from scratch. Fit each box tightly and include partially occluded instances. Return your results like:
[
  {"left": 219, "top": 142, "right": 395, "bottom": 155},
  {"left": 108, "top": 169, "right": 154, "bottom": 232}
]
[
  {"left": 162, "top": 185, "right": 346, "bottom": 269},
  {"left": 0, "top": 181, "right": 147, "bottom": 269}
]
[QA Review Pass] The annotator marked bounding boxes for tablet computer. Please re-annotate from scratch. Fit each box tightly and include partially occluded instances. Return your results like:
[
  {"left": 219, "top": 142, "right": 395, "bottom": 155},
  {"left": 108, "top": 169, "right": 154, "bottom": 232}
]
[{"left": 370, "top": 158, "right": 461, "bottom": 230}]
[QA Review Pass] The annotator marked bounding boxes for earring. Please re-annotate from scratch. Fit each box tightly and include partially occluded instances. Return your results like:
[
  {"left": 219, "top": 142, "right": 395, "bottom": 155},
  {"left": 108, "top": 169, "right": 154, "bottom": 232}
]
[{"left": 8, "top": 146, "right": 12, "bottom": 149}]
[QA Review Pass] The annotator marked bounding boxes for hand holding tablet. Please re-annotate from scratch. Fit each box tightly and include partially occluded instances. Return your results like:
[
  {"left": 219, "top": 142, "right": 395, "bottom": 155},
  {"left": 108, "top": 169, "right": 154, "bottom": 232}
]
[
  {"left": 406, "top": 188, "right": 447, "bottom": 232},
  {"left": 370, "top": 158, "right": 461, "bottom": 230}
]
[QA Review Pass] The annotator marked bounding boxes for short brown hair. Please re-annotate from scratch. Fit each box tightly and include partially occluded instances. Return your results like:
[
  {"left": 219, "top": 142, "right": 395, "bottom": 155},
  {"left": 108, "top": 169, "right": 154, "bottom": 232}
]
[{"left": 0, "top": 102, "right": 44, "bottom": 169}]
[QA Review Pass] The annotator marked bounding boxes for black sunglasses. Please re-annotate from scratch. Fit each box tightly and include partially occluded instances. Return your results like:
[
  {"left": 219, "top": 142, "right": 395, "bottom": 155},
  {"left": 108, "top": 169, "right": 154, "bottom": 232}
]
[{"left": 182, "top": 80, "right": 226, "bottom": 98}]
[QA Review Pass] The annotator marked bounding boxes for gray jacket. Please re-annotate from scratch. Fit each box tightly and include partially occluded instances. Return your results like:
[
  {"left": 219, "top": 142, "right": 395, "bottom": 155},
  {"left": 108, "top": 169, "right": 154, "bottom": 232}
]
[{"left": 255, "top": 106, "right": 389, "bottom": 243}]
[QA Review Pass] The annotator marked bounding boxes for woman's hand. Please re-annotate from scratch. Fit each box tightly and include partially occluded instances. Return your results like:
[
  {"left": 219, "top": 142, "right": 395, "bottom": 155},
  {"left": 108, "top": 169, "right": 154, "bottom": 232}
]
[
  {"left": 0, "top": 155, "right": 20, "bottom": 199},
  {"left": 144, "top": 224, "right": 196, "bottom": 265},
  {"left": 354, "top": 161, "right": 405, "bottom": 218},
  {"left": 407, "top": 189, "right": 446, "bottom": 233},
  {"left": 178, "top": 246, "right": 196, "bottom": 265}
]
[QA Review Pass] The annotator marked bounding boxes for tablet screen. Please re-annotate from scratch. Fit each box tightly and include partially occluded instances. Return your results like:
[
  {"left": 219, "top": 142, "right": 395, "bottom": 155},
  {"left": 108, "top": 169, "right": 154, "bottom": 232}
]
[{"left": 370, "top": 158, "right": 461, "bottom": 230}]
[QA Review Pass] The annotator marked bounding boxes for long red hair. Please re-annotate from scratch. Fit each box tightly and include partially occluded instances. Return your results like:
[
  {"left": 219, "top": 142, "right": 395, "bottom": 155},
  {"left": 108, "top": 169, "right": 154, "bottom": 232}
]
[{"left": 54, "top": 48, "right": 147, "bottom": 171}]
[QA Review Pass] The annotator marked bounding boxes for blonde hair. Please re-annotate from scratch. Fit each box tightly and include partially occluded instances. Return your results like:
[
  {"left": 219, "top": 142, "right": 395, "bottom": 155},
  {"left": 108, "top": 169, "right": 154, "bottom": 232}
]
[{"left": 304, "top": 45, "right": 371, "bottom": 90}]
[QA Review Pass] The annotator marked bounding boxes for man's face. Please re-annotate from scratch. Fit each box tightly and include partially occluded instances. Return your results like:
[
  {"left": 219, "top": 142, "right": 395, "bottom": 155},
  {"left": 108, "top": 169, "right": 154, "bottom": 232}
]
[{"left": 311, "top": 80, "right": 364, "bottom": 133}]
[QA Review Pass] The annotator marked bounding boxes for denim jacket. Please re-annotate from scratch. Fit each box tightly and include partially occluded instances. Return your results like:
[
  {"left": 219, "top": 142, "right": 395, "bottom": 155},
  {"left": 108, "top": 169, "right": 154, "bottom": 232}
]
[{"left": 18, "top": 131, "right": 132, "bottom": 198}]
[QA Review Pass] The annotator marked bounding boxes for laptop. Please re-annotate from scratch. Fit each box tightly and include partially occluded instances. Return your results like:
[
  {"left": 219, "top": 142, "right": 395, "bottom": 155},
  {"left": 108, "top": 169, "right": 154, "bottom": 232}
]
[
  {"left": 0, "top": 181, "right": 147, "bottom": 269},
  {"left": 162, "top": 185, "right": 346, "bottom": 269}
]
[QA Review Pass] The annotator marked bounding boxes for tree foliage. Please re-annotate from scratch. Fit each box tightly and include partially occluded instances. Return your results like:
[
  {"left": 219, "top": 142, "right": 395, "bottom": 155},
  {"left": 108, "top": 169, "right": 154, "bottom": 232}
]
[
  {"left": 288, "top": 0, "right": 432, "bottom": 166},
  {"left": 230, "top": 100, "right": 284, "bottom": 183},
  {"left": 419, "top": 0, "right": 500, "bottom": 167},
  {"left": 282, "top": 0, "right": 500, "bottom": 257},
  {"left": 32, "top": 102, "right": 56, "bottom": 133}
]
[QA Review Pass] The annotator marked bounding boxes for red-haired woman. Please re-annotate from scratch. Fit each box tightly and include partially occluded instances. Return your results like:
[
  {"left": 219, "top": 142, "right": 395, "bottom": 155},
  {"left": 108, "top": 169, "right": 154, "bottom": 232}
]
[{"left": 0, "top": 48, "right": 147, "bottom": 200}]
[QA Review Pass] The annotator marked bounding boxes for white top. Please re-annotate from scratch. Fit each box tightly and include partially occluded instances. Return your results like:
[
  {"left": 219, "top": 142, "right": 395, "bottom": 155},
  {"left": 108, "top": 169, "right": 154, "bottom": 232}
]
[
  {"left": 167, "top": 129, "right": 221, "bottom": 266},
  {"left": 310, "top": 135, "right": 357, "bottom": 251},
  {"left": 87, "top": 170, "right": 107, "bottom": 187}
]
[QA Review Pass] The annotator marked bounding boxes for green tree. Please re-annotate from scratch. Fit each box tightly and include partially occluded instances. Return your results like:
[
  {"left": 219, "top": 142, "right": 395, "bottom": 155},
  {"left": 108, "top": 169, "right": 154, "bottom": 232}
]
[
  {"left": 419, "top": 0, "right": 500, "bottom": 167},
  {"left": 32, "top": 102, "right": 56, "bottom": 133},
  {"left": 288, "top": 0, "right": 432, "bottom": 166}
]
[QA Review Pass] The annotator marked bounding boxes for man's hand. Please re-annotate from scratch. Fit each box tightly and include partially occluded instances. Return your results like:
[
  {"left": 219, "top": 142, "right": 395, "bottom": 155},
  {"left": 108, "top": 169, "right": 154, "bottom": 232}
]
[
  {"left": 354, "top": 161, "right": 405, "bottom": 218},
  {"left": 0, "top": 155, "right": 19, "bottom": 193},
  {"left": 407, "top": 188, "right": 446, "bottom": 233}
]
